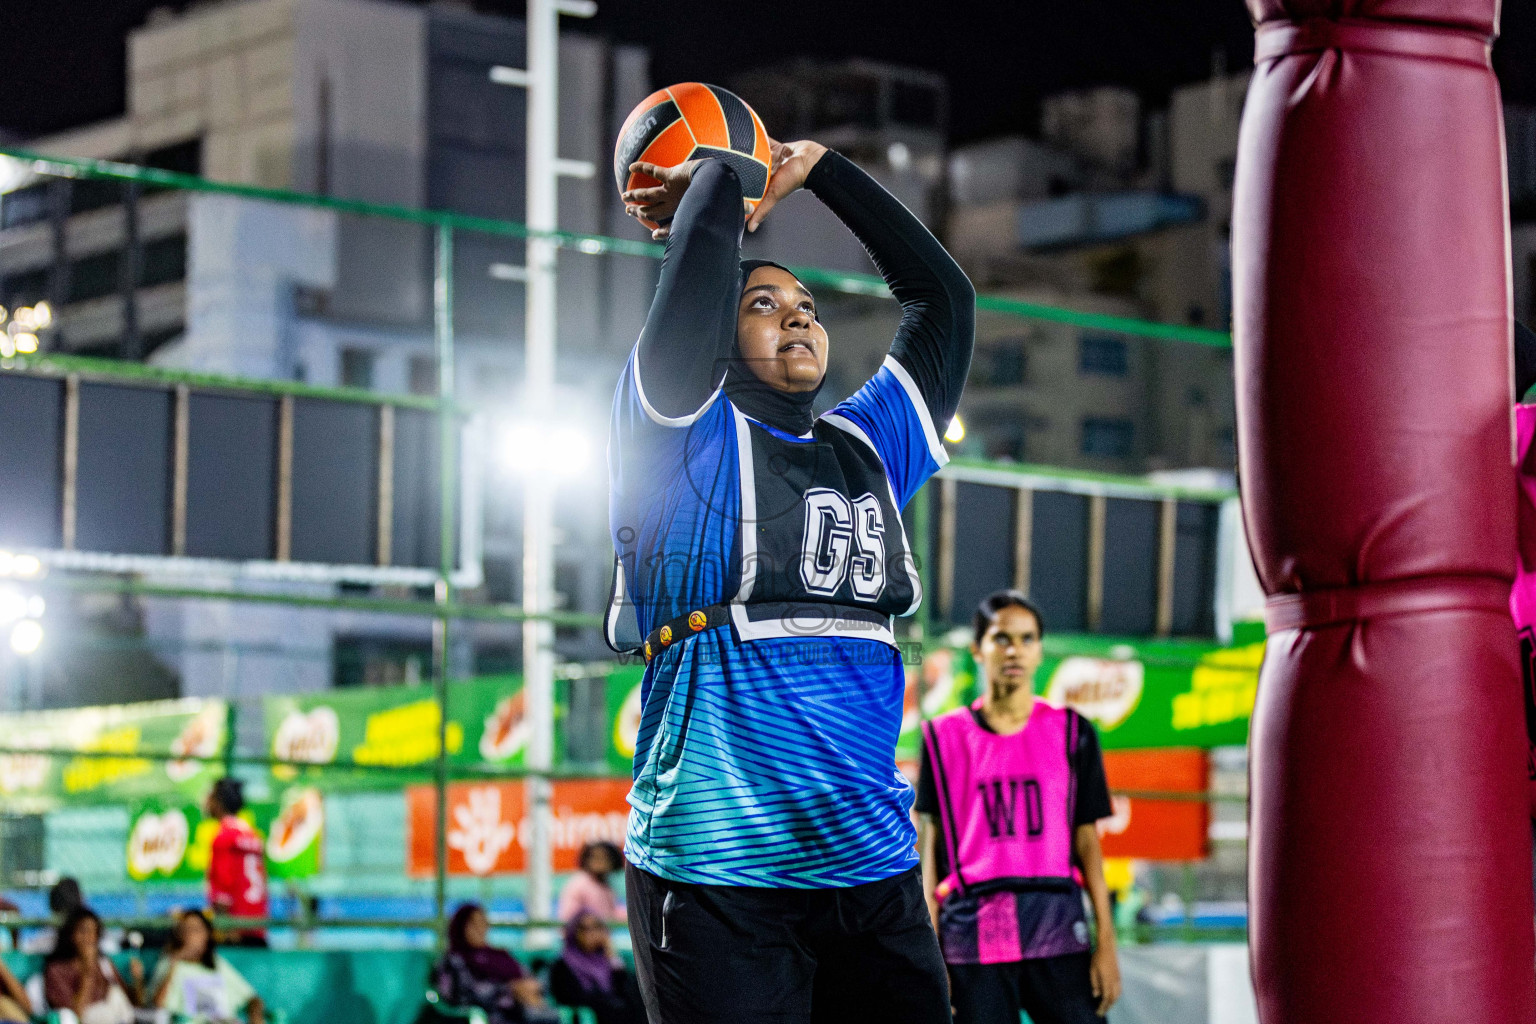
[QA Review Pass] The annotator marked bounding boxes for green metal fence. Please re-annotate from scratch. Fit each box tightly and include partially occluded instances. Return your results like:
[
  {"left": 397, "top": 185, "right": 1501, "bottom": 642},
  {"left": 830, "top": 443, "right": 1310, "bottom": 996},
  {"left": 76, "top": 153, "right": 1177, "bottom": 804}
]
[{"left": 0, "top": 147, "right": 1243, "bottom": 939}]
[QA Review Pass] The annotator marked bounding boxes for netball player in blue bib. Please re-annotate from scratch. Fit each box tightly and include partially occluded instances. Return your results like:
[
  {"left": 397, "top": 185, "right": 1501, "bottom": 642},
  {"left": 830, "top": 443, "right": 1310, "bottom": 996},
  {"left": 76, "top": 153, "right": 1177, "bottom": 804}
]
[{"left": 606, "top": 140, "right": 974, "bottom": 1023}]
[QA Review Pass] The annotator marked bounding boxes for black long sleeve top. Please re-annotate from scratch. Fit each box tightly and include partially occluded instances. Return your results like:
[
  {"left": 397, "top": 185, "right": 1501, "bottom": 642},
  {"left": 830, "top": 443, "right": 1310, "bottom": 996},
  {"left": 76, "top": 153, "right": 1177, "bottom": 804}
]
[{"left": 633, "top": 151, "right": 974, "bottom": 431}]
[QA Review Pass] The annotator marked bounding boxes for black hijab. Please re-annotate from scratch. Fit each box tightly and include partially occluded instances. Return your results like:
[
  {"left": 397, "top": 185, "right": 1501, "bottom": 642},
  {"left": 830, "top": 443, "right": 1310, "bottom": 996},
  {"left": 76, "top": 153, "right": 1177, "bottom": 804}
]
[{"left": 725, "top": 259, "right": 824, "bottom": 436}]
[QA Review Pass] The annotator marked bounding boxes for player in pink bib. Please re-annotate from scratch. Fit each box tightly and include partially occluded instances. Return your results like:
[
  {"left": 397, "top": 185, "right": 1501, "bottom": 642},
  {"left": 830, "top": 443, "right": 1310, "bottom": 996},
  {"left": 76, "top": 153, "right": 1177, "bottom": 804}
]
[
  {"left": 916, "top": 591, "right": 1120, "bottom": 1024},
  {"left": 1510, "top": 322, "right": 1536, "bottom": 823}
]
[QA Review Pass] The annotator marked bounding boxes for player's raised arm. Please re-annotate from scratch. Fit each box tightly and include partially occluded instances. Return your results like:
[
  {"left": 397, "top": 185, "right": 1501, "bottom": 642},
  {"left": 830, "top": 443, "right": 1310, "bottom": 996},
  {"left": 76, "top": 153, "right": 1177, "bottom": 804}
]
[
  {"left": 801, "top": 146, "right": 976, "bottom": 428},
  {"left": 626, "top": 158, "right": 747, "bottom": 422}
]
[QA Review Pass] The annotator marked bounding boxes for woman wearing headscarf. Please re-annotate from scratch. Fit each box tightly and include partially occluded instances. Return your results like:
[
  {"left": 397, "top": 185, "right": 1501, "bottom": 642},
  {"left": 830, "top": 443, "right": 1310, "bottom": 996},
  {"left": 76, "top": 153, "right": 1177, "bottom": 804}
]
[
  {"left": 548, "top": 911, "right": 644, "bottom": 1024},
  {"left": 608, "top": 132, "right": 973, "bottom": 1024},
  {"left": 432, "top": 904, "right": 551, "bottom": 1024}
]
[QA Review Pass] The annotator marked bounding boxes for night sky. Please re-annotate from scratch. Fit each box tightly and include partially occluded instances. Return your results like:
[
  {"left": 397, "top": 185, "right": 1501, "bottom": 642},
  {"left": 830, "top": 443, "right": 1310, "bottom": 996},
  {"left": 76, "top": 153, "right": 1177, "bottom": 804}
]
[{"left": 1, "top": 0, "right": 1534, "bottom": 143}]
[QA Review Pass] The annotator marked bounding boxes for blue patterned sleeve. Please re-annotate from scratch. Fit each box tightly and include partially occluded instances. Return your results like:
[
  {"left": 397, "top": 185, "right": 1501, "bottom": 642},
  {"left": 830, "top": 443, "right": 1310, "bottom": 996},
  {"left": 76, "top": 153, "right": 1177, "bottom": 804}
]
[{"left": 828, "top": 361, "right": 949, "bottom": 511}]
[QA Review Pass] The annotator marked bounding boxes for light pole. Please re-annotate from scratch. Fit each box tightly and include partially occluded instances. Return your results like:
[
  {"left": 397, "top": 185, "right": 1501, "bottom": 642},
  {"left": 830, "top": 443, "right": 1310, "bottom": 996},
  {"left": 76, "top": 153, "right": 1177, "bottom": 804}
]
[{"left": 489, "top": 0, "right": 597, "bottom": 929}]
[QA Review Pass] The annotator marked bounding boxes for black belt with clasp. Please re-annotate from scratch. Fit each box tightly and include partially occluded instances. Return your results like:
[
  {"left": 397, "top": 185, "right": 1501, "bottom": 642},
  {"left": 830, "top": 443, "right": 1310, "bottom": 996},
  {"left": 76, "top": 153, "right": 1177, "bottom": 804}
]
[{"left": 642, "top": 603, "right": 731, "bottom": 662}]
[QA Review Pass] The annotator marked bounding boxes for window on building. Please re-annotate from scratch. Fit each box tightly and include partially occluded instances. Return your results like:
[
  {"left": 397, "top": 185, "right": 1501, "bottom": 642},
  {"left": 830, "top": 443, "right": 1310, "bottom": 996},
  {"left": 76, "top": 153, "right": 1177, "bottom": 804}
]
[
  {"left": 139, "top": 139, "right": 204, "bottom": 197},
  {"left": 409, "top": 355, "right": 437, "bottom": 397},
  {"left": 333, "top": 635, "right": 432, "bottom": 688},
  {"left": 141, "top": 324, "right": 185, "bottom": 359},
  {"left": 988, "top": 344, "right": 1027, "bottom": 386},
  {"left": 340, "top": 348, "right": 375, "bottom": 390},
  {"left": 1, "top": 267, "right": 51, "bottom": 309},
  {"left": 1, "top": 183, "right": 52, "bottom": 230},
  {"left": 317, "top": 74, "right": 333, "bottom": 195},
  {"left": 1079, "top": 334, "right": 1128, "bottom": 376},
  {"left": 139, "top": 234, "right": 187, "bottom": 288},
  {"left": 68, "top": 250, "right": 122, "bottom": 303},
  {"left": 69, "top": 178, "right": 123, "bottom": 216},
  {"left": 1081, "top": 417, "right": 1135, "bottom": 458},
  {"left": 143, "top": 138, "right": 203, "bottom": 176},
  {"left": 814, "top": 78, "right": 879, "bottom": 131},
  {"left": 971, "top": 341, "right": 1028, "bottom": 387}
]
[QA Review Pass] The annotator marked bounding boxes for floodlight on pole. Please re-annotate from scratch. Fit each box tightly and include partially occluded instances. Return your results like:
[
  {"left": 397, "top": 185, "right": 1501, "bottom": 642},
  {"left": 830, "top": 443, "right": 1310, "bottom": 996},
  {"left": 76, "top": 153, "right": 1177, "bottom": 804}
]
[
  {"left": 945, "top": 414, "right": 966, "bottom": 443},
  {"left": 0, "top": 551, "right": 44, "bottom": 578},
  {"left": 500, "top": 422, "right": 593, "bottom": 479},
  {"left": 10, "top": 620, "right": 42, "bottom": 655}
]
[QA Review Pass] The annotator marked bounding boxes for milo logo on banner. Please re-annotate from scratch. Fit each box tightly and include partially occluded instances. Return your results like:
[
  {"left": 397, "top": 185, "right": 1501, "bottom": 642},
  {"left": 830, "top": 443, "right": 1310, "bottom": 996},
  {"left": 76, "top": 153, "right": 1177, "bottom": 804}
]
[
  {"left": 1045, "top": 657, "right": 1145, "bottom": 730},
  {"left": 266, "top": 787, "right": 323, "bottom": 878},
  {"left": 480, "top": 693, "right": 528, "bottom": 763},
  {"left": 127, "top": 807, "right": 193, "bottom": 881},
  {"left": 272, "top": 707, "right": 341, "bottom": 765}
]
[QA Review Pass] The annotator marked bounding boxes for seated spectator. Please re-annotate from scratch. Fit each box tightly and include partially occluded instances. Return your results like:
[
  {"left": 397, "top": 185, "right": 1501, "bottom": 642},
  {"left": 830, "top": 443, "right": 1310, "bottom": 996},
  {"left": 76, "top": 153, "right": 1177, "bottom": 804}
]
[
  {"left": 556, "top": 842, "right": 625, "bottom": 924},
  {"left": 43, "top": 908, "right": 138, "bottom": 1024},
  {"left": 548, "top": 912, "right": 644, "bottom": 1024},
  {"left": 149, "top": 910, "right": 265, "bottom": 1024},
  {"left": 0, "top": 958, "right": 30, "bottom": 1024},
  {"left": 434, "top": 904, "right": 555, "bottom": 1024}
]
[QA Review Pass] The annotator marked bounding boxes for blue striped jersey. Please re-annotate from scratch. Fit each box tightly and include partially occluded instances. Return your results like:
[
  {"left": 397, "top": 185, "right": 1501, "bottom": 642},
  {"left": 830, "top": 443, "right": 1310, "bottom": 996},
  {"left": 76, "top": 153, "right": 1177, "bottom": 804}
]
[{"left": 606, "top": 347, "right": 948, "bottom": 887}]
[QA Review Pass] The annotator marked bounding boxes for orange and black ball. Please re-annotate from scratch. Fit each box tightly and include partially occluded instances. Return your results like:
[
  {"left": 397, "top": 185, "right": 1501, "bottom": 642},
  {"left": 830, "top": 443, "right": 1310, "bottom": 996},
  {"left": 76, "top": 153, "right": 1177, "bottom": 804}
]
[{"left": 615, "top": 82, "right": 771, "bottom": 230}]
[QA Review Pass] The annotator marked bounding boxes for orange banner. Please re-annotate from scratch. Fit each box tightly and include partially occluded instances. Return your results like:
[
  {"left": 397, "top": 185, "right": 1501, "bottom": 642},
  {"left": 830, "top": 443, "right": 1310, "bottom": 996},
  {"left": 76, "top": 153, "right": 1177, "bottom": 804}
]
[
  {"left": 1098, "top": 749, "right": 1209, "bottom": 861},
  {"left": 407, "top": 778, "right": 631, "bottom": 877}
]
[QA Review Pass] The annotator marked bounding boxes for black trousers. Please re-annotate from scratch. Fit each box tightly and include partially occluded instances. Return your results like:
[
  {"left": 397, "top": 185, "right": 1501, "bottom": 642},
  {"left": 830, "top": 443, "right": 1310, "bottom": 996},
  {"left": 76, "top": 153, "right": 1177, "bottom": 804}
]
[
  {"left": 948, "top": 953, "right": 1106, "bottom": 1024},
  {"left": 626, "top": 863, "right": 950, "bottom": 1024}
]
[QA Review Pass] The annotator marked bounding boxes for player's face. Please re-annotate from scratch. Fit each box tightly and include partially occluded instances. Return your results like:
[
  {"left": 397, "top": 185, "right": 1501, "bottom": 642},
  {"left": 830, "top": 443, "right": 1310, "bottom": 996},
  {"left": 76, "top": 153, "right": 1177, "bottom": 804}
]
[
  {"left": 974, "top": 605, "right": 1043, "bottom": 691},
  {"left": 736, "top": 267, "right": 828, "bottom": 393}
]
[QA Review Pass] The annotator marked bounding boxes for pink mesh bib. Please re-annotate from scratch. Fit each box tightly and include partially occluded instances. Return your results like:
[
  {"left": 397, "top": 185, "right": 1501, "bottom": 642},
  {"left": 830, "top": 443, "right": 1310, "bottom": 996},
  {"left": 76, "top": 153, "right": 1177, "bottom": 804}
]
[
  {"left": 922, "top": 700, "right": 1089, "bottom": 963},
  {"left": 1512, "top": 404, "right": 1536, "bottom": 818}
]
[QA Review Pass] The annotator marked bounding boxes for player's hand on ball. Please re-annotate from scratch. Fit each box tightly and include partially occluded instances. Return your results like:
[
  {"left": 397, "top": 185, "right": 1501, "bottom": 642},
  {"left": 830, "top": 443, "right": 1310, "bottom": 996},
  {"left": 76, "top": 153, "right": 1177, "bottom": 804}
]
[
  {"left": 624, "top": 159, "right": 703, "bottom": 241},
  {"left": 1090, "top": 943, "right": 1122, "bottom": 1015},
  {"left": 748, "top": 138, "right": 828, "bottom": 233}
]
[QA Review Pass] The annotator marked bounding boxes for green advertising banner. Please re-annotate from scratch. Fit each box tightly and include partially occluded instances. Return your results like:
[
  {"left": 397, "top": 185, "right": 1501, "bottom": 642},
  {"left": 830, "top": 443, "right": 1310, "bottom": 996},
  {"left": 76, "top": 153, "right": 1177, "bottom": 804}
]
[
  {"left": 0, "top": 699, "right": 227, "bottom": 811},
  {"left": 886, "top": 633, "right": 1262, "bottom": 760},
  {"left": 126, "top": 787, "right": 323, "bottom": 883},
  {"left": 606, "top": 665, "right": 647, "bottom": 776},
  {"left": 601, "top": 635, "right": 1262, "bottom": 769},
  {"left": 263, "top": 675, "right": 555, "bottom": 788},
  {"left": 1034, "top": 635, "right": 1261, "bottom": 751}
]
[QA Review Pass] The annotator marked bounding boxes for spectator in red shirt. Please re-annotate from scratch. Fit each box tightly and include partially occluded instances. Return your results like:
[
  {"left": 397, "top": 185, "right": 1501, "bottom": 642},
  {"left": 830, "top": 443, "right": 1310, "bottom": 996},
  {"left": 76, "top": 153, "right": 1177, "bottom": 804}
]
[{"left": 204, "top": 779, "right": 268, "bottom": 946}]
